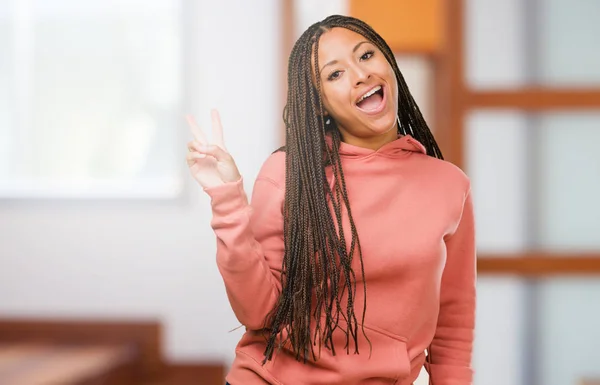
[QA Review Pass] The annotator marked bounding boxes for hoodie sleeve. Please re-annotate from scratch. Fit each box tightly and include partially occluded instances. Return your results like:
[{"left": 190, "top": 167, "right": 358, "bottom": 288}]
[
  {"left": 203, "top": 154, "right": 285, "bottom": 330},
  {"left": 428, "top": 184, "right": 477, "bottom": 385}
]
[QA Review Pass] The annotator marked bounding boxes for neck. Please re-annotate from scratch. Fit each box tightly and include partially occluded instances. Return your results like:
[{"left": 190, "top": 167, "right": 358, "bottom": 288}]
[{"left": 337, "top": 121, "right": 401, "bottom": 151}]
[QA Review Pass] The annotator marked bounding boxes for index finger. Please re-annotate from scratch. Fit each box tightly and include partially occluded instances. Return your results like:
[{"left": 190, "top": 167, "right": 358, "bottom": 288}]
[
  {"left": 185, "top": 114, "right": 208, "bottom": 144},
  {"left": 211, "top": 109, "right": 226, "bottom": 150}
]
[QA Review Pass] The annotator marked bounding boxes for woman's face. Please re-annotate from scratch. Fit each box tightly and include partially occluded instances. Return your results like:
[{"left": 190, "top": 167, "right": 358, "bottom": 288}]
[{"left": 315, "top": 27, "right": 399, "bottom": 148}]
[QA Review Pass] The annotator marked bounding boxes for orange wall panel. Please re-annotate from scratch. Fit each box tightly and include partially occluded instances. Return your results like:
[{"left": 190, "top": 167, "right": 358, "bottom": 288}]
[{"left": 350, "top": 0, "right": 442, "bottom": 53}]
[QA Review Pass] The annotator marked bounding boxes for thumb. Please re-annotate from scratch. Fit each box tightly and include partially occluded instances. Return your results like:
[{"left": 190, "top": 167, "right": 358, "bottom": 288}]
[{"left": 201, "top": 144, "right": 231, "bottom": 162}]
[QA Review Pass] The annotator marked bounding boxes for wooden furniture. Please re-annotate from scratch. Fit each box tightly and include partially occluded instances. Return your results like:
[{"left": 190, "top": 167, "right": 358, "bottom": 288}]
[
  {"left": 0, "top": 318, "right": 226, "bottom": 385},
  {"left": 0, "top": 319, "right": 160, "bottom": 385},
  {"left": 0, "top": 341, "right": 137, "bottom": 385}
]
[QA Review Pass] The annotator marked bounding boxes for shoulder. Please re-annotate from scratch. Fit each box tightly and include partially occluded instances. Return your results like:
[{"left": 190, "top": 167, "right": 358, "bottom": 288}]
[
  {"left": 249, "top": 150, "right": 286, "bottom": 213},
  {"left": 434, "top": 157, "right": 470, "bottom": 194},
  {"left": 414, "top": 154, "right": 470, "bottom": 194},
  {"left": 408, "top": 154, "right": 471, "bottom": 215},
  {"left": 407, "top": 155, "right": 473, "bottom": 231},
  {"left": 255, "top": 149, "right": 286, "bottom": 191}
]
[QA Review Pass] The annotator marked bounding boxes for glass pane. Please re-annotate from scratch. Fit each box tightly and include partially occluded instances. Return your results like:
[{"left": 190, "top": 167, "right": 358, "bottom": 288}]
[
  {"left": 466, "top": 110, "right": 530, "bottom": 252},
  {"left": 466, "top": 0, "right": 600, "bottom": 88},
  {"left": 536, "top": 112, "right": 600, "bottom": 250},
  {"left": 474, "top": 277, "right": 528, "bottom": 385},
  {"left": 32, "top": 0, "right": 181, "bottom": 179},
  {"left": 294, "top": 0, "right": 347, "bottom": 39},
  {"left": 465, "top": 0, "right": 528, "bottom": 89},
  {"left": 538, "top": 0, "right": 600, "bottom": 86},
  {"left": 467, "top": 111, "right": 600, "bottom": 251},
  {"left": 538, "top": 278, "right": 600, "bottom": 385},
  {"left": 0, "top": 1, "right": 183, "bottom": 197}
]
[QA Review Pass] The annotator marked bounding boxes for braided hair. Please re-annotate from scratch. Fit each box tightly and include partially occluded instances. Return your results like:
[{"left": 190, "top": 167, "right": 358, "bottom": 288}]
[{"left": 263, "top": 14, "right": 443, "bottom": 364}]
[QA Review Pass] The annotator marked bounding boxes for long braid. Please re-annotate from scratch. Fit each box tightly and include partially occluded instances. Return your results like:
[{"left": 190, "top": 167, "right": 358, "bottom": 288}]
[{"left": 263, "top": 15, "right": 444, "bottom": 364}]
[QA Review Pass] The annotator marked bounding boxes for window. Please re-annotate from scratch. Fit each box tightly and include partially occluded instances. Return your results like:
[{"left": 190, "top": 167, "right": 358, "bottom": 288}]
[
  {"left": 462, "top": 0, "right": 600, "bottom": 384},
  {"left": 0, "top": 0, "right": 183, "bottom": 198}
]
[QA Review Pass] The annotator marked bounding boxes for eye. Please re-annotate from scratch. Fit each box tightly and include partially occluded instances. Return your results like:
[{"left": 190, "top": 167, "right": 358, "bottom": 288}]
[
  {"left": 360, "top": 50, "right": 375, "bottom": 61},
  {"left": 327, "top": 70, "right": 342, "bottom": 81}
]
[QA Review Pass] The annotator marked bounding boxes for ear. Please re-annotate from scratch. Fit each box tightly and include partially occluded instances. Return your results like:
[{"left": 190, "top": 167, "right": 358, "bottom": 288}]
[{"left": 317, "top": 109, "right": 329, "bottom": 118}]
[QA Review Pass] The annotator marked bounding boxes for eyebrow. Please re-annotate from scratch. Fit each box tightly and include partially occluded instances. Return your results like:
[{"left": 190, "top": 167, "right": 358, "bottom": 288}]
[{"left": 319, "top": 40, "right": 371, "bottom": 75}]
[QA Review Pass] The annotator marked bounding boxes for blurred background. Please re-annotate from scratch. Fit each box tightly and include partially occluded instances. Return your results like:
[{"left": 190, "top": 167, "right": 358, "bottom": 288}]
[{"left": 1, "top": 0, "right": 599, "bottom": 384}]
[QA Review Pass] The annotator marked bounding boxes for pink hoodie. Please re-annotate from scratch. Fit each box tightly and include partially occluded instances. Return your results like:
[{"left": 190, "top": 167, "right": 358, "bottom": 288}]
[{"left": 205, "top": 135, "right": 476, "bottom": 385}]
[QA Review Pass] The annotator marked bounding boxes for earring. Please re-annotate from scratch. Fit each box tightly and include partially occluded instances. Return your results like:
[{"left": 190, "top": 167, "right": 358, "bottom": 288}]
[{"left": 325, "top": 118, "right": 331, "bottom": 125}]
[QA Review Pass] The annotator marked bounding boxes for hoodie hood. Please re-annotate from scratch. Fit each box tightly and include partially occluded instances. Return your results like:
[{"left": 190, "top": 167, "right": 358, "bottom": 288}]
[{"left": 325, "top": 133, "right": 427, "bottom": 159}]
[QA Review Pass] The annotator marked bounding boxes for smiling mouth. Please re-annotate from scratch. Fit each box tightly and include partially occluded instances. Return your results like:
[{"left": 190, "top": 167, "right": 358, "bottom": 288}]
[{"left": 356, "top": 85, "right": 385, "bottom": 114}]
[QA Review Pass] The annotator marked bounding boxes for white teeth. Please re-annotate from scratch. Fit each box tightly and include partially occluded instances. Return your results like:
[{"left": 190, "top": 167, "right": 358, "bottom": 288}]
[{"left": 358, "top": 86, "right": 382, "bottom": 103}]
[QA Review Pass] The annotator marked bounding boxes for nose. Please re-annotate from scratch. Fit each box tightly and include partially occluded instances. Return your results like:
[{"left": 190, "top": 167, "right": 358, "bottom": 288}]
[{"left": 351, "top": 65, "right": 370, "bottom": 86}]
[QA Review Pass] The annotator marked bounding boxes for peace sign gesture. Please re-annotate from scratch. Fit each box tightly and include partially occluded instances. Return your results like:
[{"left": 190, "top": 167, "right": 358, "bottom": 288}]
[{"left": 186, "top": 109, "right": 242, "bottom": 189}]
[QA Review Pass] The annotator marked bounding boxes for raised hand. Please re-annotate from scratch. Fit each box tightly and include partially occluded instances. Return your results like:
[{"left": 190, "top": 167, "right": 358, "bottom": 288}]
[{"left": 185, "top": 109, "right": 242, "bottom": 189}]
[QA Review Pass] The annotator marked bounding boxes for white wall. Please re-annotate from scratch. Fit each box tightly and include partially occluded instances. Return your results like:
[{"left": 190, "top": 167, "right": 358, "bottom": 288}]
[{"left": 0, "top": 0, "right": 280, "bottom": 364}]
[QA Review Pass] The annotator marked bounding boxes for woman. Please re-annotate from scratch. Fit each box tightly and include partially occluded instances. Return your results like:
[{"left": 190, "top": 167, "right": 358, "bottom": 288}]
[{"left": 186, "top": 15, "right": 476, "bottom": 385}]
